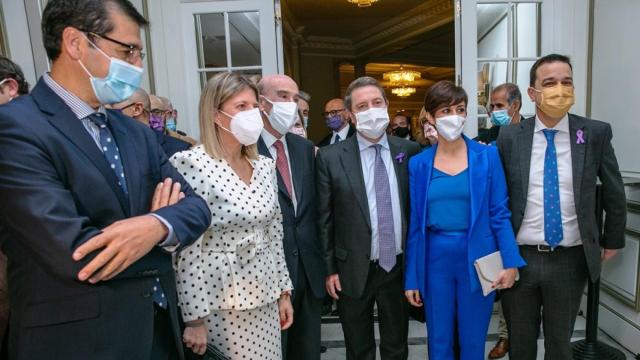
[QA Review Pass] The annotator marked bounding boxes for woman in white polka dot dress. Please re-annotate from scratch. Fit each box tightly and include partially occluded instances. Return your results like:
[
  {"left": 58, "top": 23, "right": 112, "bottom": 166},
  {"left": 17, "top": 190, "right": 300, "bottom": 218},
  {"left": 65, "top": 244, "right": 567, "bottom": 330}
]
[{"left": 170, "top": 72, "right": 294, "bottom": 359}]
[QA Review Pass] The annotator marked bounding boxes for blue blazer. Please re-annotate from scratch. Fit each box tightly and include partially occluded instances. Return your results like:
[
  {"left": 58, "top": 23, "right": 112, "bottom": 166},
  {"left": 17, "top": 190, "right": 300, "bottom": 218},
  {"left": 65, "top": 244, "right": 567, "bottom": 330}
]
[
  {"left": 0, "top": 79, "right": 211, "bottom": 359},
  {"left": 404, "top": 136, "right": 525, "bottom": 295}
]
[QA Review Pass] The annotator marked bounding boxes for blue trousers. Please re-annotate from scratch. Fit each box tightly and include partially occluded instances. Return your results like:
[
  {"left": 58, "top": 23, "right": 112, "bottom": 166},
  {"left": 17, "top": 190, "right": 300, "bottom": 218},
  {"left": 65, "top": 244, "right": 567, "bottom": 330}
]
[{"left": 425, "top": 231, "right": 495, "bottom": 360}]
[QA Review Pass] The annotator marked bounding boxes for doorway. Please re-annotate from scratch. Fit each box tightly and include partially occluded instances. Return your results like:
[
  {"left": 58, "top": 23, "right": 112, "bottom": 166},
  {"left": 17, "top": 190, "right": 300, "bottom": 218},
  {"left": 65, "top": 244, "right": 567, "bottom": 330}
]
[{"left": 280, "top": 0, "right": 456, "bottom": 143}]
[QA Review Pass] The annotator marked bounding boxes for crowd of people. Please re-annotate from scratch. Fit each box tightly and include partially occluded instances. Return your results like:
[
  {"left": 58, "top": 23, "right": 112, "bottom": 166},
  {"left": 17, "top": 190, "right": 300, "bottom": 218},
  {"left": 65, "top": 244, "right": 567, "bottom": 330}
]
[{"left": 0, "top": 1, "right": 629, "bottom": 360}]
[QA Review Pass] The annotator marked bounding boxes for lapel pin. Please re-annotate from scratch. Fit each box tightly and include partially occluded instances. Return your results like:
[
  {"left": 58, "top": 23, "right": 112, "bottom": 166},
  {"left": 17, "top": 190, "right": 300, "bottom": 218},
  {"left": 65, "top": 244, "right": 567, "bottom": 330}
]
[
  {"left": 395, "top": 152, "right": 406, "bottom": 164},
  {"left": 576, "top": 129, "right": 585, "bottom": 145}
]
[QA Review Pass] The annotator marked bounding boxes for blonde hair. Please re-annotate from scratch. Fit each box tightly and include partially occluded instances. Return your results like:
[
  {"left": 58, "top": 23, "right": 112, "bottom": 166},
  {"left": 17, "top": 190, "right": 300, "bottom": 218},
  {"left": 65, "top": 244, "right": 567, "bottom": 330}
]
[
  {"left": 414, "top": 107, "right": 430, "bottom": 147},
  {"left": 199, "top": 72, "right": 259, "bottom": 160}
]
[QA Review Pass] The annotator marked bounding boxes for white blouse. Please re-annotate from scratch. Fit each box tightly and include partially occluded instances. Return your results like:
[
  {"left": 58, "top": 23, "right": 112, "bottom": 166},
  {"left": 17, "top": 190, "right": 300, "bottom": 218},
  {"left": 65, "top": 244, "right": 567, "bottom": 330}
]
[{"left": 170, "top": 145, "right": 293, "bottom": 322}]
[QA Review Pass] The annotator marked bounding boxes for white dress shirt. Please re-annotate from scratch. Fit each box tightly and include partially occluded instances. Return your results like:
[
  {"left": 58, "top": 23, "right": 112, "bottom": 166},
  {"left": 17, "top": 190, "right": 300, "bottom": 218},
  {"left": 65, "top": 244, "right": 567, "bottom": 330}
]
[
  {"left": 517, "top": 115, "right": 582, "bottom": 247},
  {"left": 357, "top": 134, "right": 403, "bottom": 259},
  {"left": 331, "top": 124, "right": 350, "bottom": 144},
  {"left": 261, "top": 130, "right": 298, "bottom": 212}
]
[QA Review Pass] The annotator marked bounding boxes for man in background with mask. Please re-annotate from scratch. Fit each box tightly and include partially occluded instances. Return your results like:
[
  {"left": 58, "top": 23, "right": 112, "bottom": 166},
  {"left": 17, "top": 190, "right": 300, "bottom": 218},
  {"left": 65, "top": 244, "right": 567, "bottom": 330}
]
[
  {"left": 317, "top": 76, "right": 420, "bottom": 360},
  {"left": 0, "top": 1, "right": 211, "bottom": 358},
  {"left": 257, "top": 74, "right": 326, "bottom": 360},
  {"left": 476, "top": 83, "right": 522, "bottom": 146},
  {"left": 497, "top": 54, "right": 626, "bottom": 359},
  {"left": 112, "top": 88, "right": 191, "bottom": 157},
  {"left": 389, "top": 113, "right": 414, "bottom": 141},
  {"left": 318, "top": 98, "right": 355, "bottom": 147},
  {"left": 159, "top": 95, "right": 197, "bottom": 146},
  {"left": 298, "top": 90, "right": 311, "bottom": 129},
  {"left": 0, "top": 55, "right": 30, "bottom": 357}
]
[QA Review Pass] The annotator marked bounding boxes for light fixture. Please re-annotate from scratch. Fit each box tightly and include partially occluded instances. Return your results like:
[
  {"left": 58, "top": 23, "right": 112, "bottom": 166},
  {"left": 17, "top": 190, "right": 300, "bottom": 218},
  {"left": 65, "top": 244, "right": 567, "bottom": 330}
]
[
  {"left": 347, "top": 0, "right": 379, "bottom": 8},
  {"left": 392, "top": 87, "right": 416, "bottom": 97},
  {"left": 383, "top": 67, "right": 421, "bottom": 86}
]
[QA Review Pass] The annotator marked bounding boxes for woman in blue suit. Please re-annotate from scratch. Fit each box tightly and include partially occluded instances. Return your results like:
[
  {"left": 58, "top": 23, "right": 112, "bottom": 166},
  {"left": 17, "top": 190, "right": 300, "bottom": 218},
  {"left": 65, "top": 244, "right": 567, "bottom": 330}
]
[{"left": 404, "top": 81, "right": 526, "bottom": 360}]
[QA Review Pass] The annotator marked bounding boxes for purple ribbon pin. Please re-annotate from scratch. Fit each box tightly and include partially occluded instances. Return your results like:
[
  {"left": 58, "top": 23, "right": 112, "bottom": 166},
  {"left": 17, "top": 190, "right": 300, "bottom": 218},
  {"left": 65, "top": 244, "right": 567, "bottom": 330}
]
[
  {"left": 576, "top": 129, "right": 585, "bottom": 144},
  {"left": 395, "top": 152, "right": 406, "bottom": 164}
]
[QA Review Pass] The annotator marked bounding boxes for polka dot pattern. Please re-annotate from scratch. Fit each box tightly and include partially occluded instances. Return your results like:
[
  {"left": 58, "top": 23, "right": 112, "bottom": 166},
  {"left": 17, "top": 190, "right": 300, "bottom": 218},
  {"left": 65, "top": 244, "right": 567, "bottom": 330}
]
[
  {"left": 169, "top": 145, "right": 293, "bottom": 358},
  {"left": 542, "top": 129, "right": 564, "bottom": 247}
]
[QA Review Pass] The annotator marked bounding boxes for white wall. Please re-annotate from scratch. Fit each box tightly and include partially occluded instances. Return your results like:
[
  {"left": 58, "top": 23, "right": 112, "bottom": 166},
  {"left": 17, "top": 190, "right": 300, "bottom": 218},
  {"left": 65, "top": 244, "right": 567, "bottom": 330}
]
[
  {"left": 589, "top": 0, "right": 640, "bottom": 355},
  {"left": 590, "top": 0, "right": 640, "bottom": 175},
  {"left": 0, "top": 0, "right": 37, "bottom": 86}
]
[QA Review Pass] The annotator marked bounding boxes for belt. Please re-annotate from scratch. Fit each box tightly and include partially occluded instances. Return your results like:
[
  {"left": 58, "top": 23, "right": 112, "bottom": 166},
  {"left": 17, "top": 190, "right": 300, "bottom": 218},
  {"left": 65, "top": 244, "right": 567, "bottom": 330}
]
[{"left": 522, "top": 244, "right": 567, "bottom": 252}]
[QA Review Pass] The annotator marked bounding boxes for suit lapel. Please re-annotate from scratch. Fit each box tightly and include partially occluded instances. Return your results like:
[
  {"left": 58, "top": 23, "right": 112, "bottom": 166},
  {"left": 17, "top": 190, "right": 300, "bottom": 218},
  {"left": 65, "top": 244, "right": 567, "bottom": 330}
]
[
  {"left": 466, "top": 138, "right": 488, "bottom": 233},
  {"left": 31, "top": 80, "right": 129, "bottom": 215},
  {"left": 517, "top": 118, "right": 535, "bottom": 198},
  {"left": 258, "top": 136, "right": 292, "bottom": 202},
  {"left": 569, "top": 114, "right": 586, "bottom": 208},
  {"left": 340, "top": 137, "right": 371, "bottom": 230},
  {"left": 285, "top": 134, "right": 304, "bottom": 210},
  {"left": 388, "top": 137, "right": 408, "bottom": 231}
]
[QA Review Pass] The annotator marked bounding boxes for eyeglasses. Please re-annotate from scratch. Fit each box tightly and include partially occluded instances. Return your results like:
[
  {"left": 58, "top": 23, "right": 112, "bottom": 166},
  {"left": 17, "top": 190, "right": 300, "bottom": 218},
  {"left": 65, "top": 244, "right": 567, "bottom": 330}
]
[
  {"left": 86, "top": 31, "right": 146, "bottom": 62},
  {"left": 322, "top": 108, "right": 345, "bottom": 117}
]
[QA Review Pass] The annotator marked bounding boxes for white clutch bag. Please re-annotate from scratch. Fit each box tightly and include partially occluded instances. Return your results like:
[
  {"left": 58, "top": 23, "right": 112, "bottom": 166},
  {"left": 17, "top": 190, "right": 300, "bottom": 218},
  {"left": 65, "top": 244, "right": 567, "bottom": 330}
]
[{"left": 474, "top": 251, "right": 519, "bottom": 296}]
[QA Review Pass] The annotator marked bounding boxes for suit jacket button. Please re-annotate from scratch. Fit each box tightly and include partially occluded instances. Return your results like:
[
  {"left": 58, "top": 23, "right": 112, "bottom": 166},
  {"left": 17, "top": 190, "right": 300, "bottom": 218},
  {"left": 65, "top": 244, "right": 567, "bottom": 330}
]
[{"left": 292, "top": 250, "right": 299, "bottom": 256}]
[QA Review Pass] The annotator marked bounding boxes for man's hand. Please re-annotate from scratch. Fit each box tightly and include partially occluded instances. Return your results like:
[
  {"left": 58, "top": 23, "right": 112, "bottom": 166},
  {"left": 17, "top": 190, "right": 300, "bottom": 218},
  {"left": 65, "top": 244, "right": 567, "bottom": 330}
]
[
  {"left": 601, "top": 248, "right": 618, "bottom": 262},
  {"left": 325, "top": 274, "right": 342, "bottom": 300},
  {"left": 73, "top": 215, "right": 168, "bottom": 283},
  {"left": 151, "top": 178, "right": 184, "bottom": 212}
]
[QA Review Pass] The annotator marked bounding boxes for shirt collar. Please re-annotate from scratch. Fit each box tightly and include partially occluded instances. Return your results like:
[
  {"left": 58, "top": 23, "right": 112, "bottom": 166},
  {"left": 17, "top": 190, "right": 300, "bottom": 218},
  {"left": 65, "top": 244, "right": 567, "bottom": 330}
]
[
  {"left": 261, "top": 128, "right": 285, "bottom": 149},
  {"left": 534, "top": 113, "right": 569, "bottom": 133},
  {"left": 43, "top": 73, "right": 107, "bottom": 120},
  {"left": 335, "top": 123, "right": 350, "bottom": 139},
  {"left": 357, "top": 132, "right": 389, "bottom": 152}
]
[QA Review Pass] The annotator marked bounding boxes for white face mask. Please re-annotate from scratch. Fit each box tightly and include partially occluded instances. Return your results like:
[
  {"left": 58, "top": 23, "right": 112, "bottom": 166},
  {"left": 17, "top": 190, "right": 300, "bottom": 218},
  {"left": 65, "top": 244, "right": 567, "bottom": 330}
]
[
  {"left": 355, "top": 107, "right": 390, "bottom": 139},
  {"left": 434, "top": 114, "right": 465, "bottom": 142},
  {"left": 218, "top": 108, "right": 264, "bottom": 145},
  {"left": 262, "top": 97, "right": 298, "bottom": 135},
  {"left": 289, "top": 126, "right": 307, "bottom": 138}
]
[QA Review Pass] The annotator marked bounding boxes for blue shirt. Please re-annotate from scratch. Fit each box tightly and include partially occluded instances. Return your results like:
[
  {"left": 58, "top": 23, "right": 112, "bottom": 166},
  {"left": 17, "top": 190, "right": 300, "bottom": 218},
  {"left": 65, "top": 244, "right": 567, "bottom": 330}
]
[{"left": 427, "top": 168, "right": 470, "bottom": 231}]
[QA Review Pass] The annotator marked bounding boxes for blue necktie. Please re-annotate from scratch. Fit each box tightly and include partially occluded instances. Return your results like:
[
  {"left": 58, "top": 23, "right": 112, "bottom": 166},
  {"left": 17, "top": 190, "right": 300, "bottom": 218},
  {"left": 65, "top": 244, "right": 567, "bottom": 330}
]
[
  {"left": 88, "top": 114, "right": 167, "bottom": 308},
  {"left": 542, "top": 129, "right": 564, "bottom": 248},
  {"left": 334, "top": 134, "right": 341, "bottom": 143},
  {"left": 372, "top": 144, "right": 396, "bottom": 272}
]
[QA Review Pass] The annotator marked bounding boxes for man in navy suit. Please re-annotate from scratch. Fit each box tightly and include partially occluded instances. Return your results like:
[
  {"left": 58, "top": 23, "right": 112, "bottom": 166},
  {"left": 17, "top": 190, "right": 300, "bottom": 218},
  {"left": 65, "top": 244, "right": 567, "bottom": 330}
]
[
  {"left": 0, "top": 1, "right": 211, "bottom": 359},
  {"left": 257, "top": 74, "right": 326, "bottom": 360}
]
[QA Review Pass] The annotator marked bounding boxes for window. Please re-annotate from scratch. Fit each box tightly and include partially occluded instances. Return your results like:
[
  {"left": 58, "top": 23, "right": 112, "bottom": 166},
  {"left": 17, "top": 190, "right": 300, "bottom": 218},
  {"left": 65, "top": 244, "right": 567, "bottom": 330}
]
[{"left": 476, "top": 1, "right": 541, "bottom": 126}]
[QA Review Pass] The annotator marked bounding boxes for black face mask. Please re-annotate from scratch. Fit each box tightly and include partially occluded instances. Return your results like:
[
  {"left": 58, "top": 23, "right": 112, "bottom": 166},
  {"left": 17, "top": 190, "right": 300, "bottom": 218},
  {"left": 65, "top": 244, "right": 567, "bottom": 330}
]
[{"left": 392, "top": 126, "right": 410, "bottom": 138}]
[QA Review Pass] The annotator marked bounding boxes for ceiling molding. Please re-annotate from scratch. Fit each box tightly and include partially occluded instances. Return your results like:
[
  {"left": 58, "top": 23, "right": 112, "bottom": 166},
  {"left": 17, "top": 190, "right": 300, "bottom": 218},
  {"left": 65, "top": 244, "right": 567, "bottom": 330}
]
[{"left": 354, "top": 0, "right": 453, "bottom": 57}]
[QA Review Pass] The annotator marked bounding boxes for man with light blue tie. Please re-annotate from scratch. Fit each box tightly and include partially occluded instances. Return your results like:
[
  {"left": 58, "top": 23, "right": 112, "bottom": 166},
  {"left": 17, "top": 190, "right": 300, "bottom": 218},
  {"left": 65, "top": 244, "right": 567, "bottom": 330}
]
[
  {"left": 497, "top": 54, "right": 626, "bottom": 359},
  {"left": 317, "top": 77, "right": 421, "bottom": 359}
]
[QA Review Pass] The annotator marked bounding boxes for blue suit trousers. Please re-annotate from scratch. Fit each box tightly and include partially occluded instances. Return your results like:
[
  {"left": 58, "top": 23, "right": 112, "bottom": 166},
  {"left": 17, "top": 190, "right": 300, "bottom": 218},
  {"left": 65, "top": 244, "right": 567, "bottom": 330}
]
[{"left": 425, "top": 230, "right": 495, "bottom": 360}]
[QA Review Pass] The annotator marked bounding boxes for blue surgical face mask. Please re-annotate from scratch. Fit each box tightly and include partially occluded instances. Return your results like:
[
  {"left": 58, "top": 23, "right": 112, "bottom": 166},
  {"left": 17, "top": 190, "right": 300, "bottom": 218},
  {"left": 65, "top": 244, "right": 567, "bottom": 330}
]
[
  {"left": 165, "top": 117, "right": 177, "bottom": 132},
  {"left": 490, "top": 109, "right": 512, "bottom": 127},
  {"left": 78, "top": 35, "right": 143, "bottom": 105}
]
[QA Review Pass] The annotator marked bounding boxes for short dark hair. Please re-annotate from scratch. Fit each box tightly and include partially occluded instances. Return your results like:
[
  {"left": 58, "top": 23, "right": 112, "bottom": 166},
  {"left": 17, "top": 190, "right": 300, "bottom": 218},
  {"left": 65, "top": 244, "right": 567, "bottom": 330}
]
[
  {"left": 344, "top": 76, "right": 387, "bottom": 111},
  {"left": 0, "top": 56, "right": 29, "bottom": 95},
  {"left": 492, "top": 83, "right": 522, "bottom": 111},
  {"left": 42, "top": 0, "right": 148, "bottom": 61},
  {"left": 529, "top": 54, "right": 573, "bottom": 87},
  {"left": 423, "top": 80, "right": 468, "bottom": 116}
]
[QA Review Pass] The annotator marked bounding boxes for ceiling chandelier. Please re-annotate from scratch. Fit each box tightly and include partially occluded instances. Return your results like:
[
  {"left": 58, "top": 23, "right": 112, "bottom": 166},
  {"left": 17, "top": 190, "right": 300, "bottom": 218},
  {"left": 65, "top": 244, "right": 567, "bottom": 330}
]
[
  {"left": 347, "top": 0, "right": 379, "bottom": 7},
  {"left": 391, "top": 87, "right": 416, "bottom": 97},
  {"left": 383, "top": 67, "right": 421, "bottom": 86}
]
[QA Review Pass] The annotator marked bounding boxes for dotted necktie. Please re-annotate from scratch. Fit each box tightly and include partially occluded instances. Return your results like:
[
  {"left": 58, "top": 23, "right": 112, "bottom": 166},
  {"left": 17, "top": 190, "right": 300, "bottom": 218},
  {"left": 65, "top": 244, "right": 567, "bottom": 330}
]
[
  {"left": 542, "top": 129, "right": 564, "bottom": 248},
  {"left": 273, "top": 140, "right": 293, "bottom": 198},
  {"left": 334, "top": 134, "right": 341, "bottom": 143},
  {"left": 88, "top": 113, "right": 167, "bottom": 308},
  {"left": 372, "top": 144, "right": 396, "bottom": 272}
]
